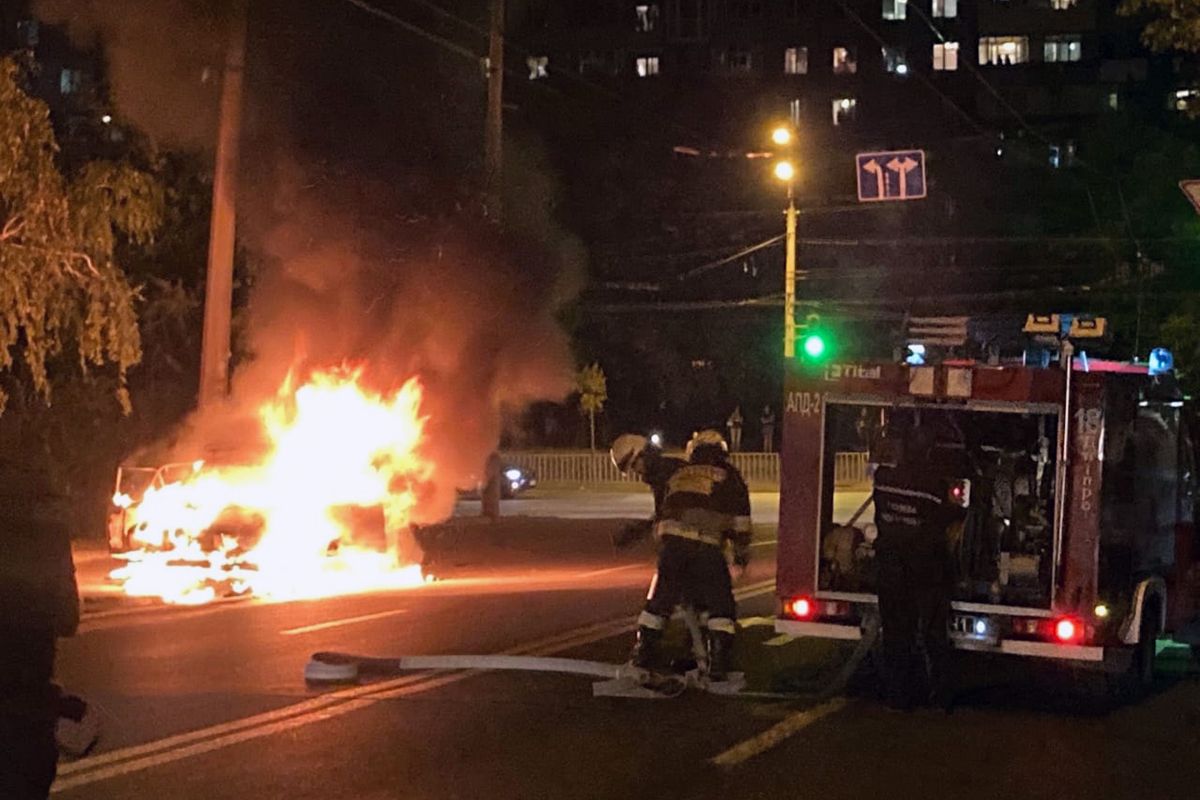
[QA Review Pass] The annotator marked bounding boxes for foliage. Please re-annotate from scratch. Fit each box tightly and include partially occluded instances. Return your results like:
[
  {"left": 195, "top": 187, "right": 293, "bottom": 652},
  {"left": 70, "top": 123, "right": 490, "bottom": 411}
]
[
  {"left": 577, "top": 362, "right": 607, "bottom": 416},
  {"left": 1120, "top": 0, "right": 1200, "bottom": 53},
  {"left": 0, "top": 57, "right": 164, "bottom": 413},
  {"left": 1158, "top": 302, "right": 1200, "bottom": 397},
  {"left": 577, "top": 362, "right": 607, "bottom": 450}
]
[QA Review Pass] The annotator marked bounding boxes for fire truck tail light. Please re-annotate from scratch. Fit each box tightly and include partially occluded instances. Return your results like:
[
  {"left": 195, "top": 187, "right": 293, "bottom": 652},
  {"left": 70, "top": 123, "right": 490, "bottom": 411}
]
[
  {"left": 1054, "top": 617, "right": 1084, "bottom": 644},
  {"left": 784, "top": 596, "right": 815, "bottom": 620}
]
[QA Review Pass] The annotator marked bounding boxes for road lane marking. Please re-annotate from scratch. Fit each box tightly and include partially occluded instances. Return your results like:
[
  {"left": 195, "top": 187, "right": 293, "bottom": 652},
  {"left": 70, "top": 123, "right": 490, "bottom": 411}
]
[
  {"left": 750, "top": 539, "right": 778, "bottom": 548},
  {"left": 577, "top": 564, "right": 645, "bottom": 578},
  {"left": 54, "top": 580, "right": 777, "bottom": 793},
  {"left": 280, "top": 609, "right": 410, "bottom": 636},
  {"left": 709, "top": 698, "right": 848, "bottom": 768}
]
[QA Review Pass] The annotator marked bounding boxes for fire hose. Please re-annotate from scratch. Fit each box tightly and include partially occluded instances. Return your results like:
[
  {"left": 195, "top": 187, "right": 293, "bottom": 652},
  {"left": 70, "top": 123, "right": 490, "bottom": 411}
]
[{"left": 305, "top": 608, "right": 881, "bottom": 700}]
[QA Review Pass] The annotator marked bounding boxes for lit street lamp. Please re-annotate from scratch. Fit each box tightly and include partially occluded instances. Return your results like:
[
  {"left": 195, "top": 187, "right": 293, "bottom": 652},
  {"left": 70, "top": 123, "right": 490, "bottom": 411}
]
[{"left": 772, "top": 126, "right": 798, "bottom": 358}]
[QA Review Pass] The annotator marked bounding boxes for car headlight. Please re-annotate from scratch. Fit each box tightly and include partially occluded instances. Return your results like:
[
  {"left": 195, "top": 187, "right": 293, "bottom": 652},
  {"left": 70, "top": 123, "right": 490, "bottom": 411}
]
[{"left": 504, "top": 468, "right": 523, "bottom": 481}]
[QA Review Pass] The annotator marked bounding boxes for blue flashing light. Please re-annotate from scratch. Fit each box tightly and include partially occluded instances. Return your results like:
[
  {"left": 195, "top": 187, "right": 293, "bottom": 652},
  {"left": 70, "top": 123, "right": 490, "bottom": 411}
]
[
  {"left": 1149, "top": 347, "right": 1174, "bottom": 376},
  {"left": 905, "top": 344, "right": 926, "bottom": 366},
  {"left": 973, "top": 619, "right": 988, "bottom": 637}
]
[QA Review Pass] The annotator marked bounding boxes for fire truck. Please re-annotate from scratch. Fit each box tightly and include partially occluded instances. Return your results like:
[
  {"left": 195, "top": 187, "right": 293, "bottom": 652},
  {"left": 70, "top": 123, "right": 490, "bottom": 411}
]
[{"left": 774, "top": 316, "right": 1200, "bottom": 692}]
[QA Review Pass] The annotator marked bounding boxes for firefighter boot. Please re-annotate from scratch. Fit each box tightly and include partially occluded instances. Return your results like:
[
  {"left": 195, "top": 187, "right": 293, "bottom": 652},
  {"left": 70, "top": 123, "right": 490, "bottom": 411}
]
[
  {"left": 706, "top": 630, "right": 735, "bottom": 682},
  {"left": 630, "top": 625, "right": 663, "bottom": 670}
]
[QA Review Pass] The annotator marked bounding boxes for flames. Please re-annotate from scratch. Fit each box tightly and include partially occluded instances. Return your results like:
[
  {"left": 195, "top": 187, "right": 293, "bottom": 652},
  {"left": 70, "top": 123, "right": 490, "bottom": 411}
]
[{"left": 110, "top": 367, "right": 436, "bottom": 604}]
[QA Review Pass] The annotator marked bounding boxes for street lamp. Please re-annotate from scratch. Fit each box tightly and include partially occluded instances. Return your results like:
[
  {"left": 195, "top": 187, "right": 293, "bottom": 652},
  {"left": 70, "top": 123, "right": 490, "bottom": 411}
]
[{"left": 772, "top": 146, "right": 798, "bottom": 358}]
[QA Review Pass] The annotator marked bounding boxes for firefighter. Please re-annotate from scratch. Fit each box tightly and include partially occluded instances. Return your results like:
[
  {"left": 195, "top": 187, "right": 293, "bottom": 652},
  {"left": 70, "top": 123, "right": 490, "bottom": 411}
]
[
  {"left": 872, "top": 425, "right": 956, "bottom": 710},
  {"left": 629, "top": 430, "right": 752, "bottom": 681},
  {"left": 609, "top": 433, "right": 685, "bottom": 547}
]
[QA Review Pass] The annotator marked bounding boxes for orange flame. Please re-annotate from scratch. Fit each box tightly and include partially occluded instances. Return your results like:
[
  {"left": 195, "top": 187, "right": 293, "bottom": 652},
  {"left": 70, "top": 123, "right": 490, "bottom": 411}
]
[{"left": 111, "top": 367, "right": 435, "bottom": 604}]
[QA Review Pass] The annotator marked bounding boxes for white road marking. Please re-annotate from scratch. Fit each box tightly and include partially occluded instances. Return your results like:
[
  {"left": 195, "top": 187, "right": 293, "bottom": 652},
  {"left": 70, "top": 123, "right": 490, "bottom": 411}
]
[
  {"left": 750, "top": 539, "right": 778, "bottom": 548},
  {"left": 709, "top": 698, "right": 848, "bottom": 768},
  {"left": 280, "top": 609, "right": 410, "bottom": 636},
  {"left": 53, "top": 580, "right": 777, "bottom": 793},
  {"left": 577, "top": 564, "right": 645, "bottom": 578}
]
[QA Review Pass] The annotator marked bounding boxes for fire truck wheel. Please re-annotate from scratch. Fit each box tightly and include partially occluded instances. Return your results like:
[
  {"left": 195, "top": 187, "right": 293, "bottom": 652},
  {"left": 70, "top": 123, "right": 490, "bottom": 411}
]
[{"left": 1114, "top": 604, "right": 1159, "bottom": 701}]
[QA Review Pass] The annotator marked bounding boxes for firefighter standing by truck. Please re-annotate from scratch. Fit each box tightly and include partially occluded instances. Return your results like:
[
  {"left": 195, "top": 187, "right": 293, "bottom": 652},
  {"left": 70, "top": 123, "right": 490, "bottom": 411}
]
[
  {"left": 872, "top": 425, "right": 958, "bottom": 710},
  {"left": 626, "top": 430, "right": 752, "bottom": 681}
]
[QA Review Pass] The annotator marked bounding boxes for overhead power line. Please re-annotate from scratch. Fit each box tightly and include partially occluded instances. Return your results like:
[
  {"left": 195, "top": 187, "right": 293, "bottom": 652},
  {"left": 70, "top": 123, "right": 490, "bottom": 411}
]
[
  {"left": 826, "top": 0, "right": 989, "bottom": 138},
  {"left": 675, "top": 235, "right": 784, "bottom": 281},
  {"left": 341, "top": 0, "right": 480, "bottom": 62}
]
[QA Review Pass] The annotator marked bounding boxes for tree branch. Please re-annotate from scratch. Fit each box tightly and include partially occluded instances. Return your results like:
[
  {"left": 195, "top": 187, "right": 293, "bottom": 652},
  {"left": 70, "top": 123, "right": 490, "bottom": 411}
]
[{"left": 0, "top": 215, "right": 24, "bottom": 241}]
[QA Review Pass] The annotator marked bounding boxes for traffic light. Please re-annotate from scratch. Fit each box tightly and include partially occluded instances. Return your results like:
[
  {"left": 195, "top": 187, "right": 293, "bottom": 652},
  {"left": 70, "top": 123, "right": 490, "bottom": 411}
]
[
  {"left": 801, "top": 331, "right": 827, "bottom": 360},
  {"left": 796, "top": 314, "right": 833, "bottom": 365}
]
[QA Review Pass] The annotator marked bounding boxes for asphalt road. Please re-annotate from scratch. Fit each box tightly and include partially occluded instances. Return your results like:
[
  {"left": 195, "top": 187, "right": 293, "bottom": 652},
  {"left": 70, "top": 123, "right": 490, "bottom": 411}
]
[{"left": 56, "top": 492, "right": 1200, "bottom": 800}]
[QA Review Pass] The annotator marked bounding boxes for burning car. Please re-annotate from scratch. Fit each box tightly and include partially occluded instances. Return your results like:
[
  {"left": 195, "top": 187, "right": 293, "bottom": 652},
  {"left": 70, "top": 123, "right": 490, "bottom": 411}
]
[{"left": 103, "top": 368, "right": 435, "bottom": 605}]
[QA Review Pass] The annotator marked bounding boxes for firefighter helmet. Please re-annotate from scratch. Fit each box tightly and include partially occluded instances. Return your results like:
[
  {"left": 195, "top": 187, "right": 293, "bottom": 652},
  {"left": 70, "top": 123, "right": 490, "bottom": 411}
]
[
  {"left": 610, "top": 434, "right": 649, "bottom": 477},
  {"left": 686, "top": 429, "right": 728, "bottom": 460}
]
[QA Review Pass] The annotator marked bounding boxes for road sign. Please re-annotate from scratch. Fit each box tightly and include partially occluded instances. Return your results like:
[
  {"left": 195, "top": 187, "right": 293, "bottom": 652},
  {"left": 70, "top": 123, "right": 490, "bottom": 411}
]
[
  {"left": 856, "top": 150, "right": 927, "bottom": 202},
  {"left": 1180, "top": 180, "right": 1200, "bottom": 215}
]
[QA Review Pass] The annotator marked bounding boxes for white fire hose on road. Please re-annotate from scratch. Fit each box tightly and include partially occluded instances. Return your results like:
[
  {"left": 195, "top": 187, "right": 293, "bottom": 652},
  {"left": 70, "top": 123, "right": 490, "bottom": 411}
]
[{"left": 306, "top": 652, "right": 630, "bottom": 683}]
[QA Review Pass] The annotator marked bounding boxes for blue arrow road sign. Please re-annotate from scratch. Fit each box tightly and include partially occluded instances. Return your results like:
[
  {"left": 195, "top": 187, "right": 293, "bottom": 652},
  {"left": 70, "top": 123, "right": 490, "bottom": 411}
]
[{"left": 856, "top": 150, "right": 927, "bottom": 202}]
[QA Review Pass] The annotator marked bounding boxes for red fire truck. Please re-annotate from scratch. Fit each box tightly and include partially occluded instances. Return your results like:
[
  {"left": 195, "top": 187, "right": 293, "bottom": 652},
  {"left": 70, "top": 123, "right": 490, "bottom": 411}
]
[{"left": 774, "top": 324, "right": 1200, "bottom": 691}]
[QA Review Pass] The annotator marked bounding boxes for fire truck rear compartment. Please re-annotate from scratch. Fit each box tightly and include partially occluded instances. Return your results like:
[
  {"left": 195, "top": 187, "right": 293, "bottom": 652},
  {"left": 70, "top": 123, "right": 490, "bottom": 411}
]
[{"left": 819, "top": 403, "right": 1059, "bottom": 609}]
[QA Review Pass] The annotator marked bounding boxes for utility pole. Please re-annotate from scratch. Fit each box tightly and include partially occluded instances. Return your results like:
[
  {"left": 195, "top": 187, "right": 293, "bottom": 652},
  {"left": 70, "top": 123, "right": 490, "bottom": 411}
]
[
  {"left": 784, "top": 183, "right": 797, "bottom": 359},
  {"left": 198, "top": 0, "right": 247, "bottom": 409},
  {"left": 484, "top": 0, "right": 504, "bottom": 222}
]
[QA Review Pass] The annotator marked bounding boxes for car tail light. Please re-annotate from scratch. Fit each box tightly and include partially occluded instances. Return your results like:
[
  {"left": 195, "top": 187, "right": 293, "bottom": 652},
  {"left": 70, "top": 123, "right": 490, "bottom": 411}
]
[
  {"left": 1053, "top": 616, "right": 1084, "bottom": 644},
  {"left": 783, "top": 596, "right": 815, "bottom": 620}
]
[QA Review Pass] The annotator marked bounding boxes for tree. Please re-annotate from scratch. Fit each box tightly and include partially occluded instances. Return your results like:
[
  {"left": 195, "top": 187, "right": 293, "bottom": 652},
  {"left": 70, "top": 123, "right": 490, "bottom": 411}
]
[
  {"left": 0, "top": 57, "right": 163, "bottom": 413},
  {"left": 1121, "top": 0, "right": 1200, "bottom": 53},
  {"left": 577, "top": 362, "right": 607, "bottom": 451}
]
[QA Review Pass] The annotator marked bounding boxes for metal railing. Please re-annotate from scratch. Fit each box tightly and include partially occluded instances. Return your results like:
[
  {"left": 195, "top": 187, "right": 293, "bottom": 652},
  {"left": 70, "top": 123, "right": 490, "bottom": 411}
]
[{"left": 501, "top": 451, "right": 870, "bottom": 489}]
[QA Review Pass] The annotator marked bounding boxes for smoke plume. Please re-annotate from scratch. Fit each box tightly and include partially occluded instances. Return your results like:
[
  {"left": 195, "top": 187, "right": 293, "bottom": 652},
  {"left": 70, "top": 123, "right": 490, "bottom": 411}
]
[
  {"left": 36, "top": 0, "right": 582, "bottom": 524},
  {"left": 34, "top": 0, "right": 227, "bottom": 148}
]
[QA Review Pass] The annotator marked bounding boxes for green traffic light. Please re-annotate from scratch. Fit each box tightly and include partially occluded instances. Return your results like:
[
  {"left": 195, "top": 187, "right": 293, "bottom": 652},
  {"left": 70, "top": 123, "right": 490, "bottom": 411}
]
[{"left": 802, "top": 333, "right": 827, "bottom": 360}]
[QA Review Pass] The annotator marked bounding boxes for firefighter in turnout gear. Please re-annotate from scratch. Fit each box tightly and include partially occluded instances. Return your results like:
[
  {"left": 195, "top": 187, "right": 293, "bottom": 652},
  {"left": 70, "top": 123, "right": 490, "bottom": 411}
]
[
  {"left": 630, "top": 430, "right": 752, "bottom": 681},
  {"left": 610, "top": 434, "right": 686, "bottom": 548},
  {"left": 872, "top": 425, "right": 957, "bottom": 710}
]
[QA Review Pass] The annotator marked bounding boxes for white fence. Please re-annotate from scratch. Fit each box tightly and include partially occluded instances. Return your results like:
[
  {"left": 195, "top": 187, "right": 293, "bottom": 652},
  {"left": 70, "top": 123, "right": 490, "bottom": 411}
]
[{"left": 501, "top": 451, "right": 870, "bottom": 489}]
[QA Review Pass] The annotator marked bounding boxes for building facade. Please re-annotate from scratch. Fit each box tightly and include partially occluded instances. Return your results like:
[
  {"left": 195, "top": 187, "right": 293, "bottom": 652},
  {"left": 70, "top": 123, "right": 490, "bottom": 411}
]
[{"left": 518, "top": 0, "right": 1186, "bottom": 148}]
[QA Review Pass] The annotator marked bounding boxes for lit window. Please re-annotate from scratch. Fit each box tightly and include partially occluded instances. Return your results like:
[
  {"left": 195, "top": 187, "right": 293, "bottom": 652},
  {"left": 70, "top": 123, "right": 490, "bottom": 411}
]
[
  {"left": 833, "top": 47, "right": 857, "bottom": 74},
  {"left": 59, "top": 69, "right": 83, "bottom": 95},
  {"left": 1174, "top": 88, "right": 1200, "bottom": 113},
  {"left": 882, "top": 0, "right": 907, "bottom": 21},
  {"left": 635, "top": 4, "right": 659, "bottom": 32},
  {"left": 1044, "top": 35, "right": 1082, "bottom": 63},
  {"left": 1051, "top": 0, "right": 1077, "bottom": 8},
  {"left": 933, "top": 41, "right": 959, "bottom": 71},
  {"left": 1049, "top": 145, "right": 1061, "bottom": 169},
  {"left": 636, "top": 56, "right": 660, "bottom": 77},
  {"left": 784, "top": 46, "right": 808, "bottom": 75},
  {"left": 978, "top": 36, "right": 1029, "bottom": 66},
  {"left": 932, "top": 0, "right": 957, "bottom": 18},
  {"left": 724, "top": 48, "right": 753, "bottom": 72},
  {"left": 1107, "top": 91, "right": 1119, "bottom": 110},
  {"left": 526, "top": 56, "right": 549, "bottom": 80},
  {"left": 882, "top": 46, "right": 908, "bottom": 75},
  {"left": 789, "top": 98, "right": 802, "bottom": 125},
  {"left": 832, "top": 97, "right": 857, "bottom": 126},
  {"left": 16, "top": 19, "right": 39, "bottom": 48}
]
